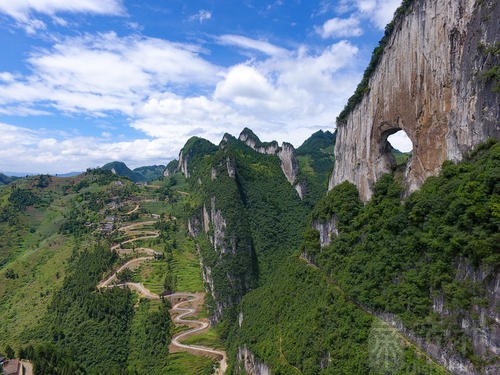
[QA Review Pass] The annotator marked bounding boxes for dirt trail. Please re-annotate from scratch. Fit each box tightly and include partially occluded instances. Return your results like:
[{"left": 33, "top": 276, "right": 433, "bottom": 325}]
[
  {"left": 97, "top": 202, "right": 227, "bottom": 374},
  {"left": 97, "top": 256, "right": 154, "bottom": 288},
  {"left": 168, "top": 293, "right": 227, "bottom": 374},
  {"left": 125, "top": 204, "right": 140, "bottom": 215}
]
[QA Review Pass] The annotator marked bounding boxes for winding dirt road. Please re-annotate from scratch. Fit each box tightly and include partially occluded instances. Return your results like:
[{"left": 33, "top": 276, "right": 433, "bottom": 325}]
[
  {"left": 168, "top": 292, "right": 228, "bottom": 374},
  {"left": 97, "top": 201, "right": 227, "bottom": 374}
]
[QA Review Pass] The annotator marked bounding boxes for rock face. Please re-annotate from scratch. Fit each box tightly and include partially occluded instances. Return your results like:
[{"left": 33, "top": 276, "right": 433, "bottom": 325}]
[
  {"left": 312, "top": 217, "right": 338, "bottom": 248},
  {"left": 236, "top": 346, "right": 271, "bottom": 375},
  {"left": 278, "top": 142, "right": 299, "bottom": 185},
  {"left": 239, "top": 128, "right": 279, "bottom": 155},
  {"left": 190, "top": 194, "right": 256, "bottom": 324},
  {"left": 178, "top": 149, "right": 190, "bottom": 178},
  {"left": 330, "top": 0, "right": 500, "bottom": 201},
  {"left": 451, "top": 258, "right": 499, "bottom": 367}
]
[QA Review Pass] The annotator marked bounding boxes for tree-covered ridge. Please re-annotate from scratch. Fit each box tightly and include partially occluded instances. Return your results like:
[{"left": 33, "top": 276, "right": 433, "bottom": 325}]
[
  {"left": 100, "top": 161, "right": 166, "bottom": 182},
  {"left": 132, "top": 165, "right": 166, "bottom": 182},
  {"left": 176, "top": 131, "right": 309, "bottom": 324},
  {"left": 229, "top": 256, "right": 446, "bottom": 374},
  {"left": 296, "top": 130, "right": 337, "bottom": 204},
  {"left": 0, "top": 173, "right": 18, "bottom": 185},
  {"left": 303, "top": 140, "right": 499, "bottom": 370}
]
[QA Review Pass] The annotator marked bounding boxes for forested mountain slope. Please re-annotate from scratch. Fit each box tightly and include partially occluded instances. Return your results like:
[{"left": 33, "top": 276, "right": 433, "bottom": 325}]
[
  {"left": 164, "top": 128, "right": 480, "bottom": 374},
  {"left": 230, "top": 140, "right": 499, "bottom": 374},
  {"left": 1, "top": 169, "right": 219, "bottom": 374}
]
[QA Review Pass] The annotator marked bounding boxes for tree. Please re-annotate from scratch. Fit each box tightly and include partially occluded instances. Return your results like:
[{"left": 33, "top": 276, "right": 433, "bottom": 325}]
[{"left": 5, "top": 344, "right": 15, "bottom": 359}]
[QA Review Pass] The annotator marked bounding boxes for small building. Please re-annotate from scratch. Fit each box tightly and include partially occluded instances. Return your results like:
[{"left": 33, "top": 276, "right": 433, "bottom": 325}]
[{"left": 3, "top": 358, "right": 21, "bottom": 375}]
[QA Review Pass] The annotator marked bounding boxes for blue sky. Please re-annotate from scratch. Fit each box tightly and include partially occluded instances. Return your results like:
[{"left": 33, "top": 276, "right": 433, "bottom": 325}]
[{"left": 0, "top": 0, "right": 408, "bottom": 174}]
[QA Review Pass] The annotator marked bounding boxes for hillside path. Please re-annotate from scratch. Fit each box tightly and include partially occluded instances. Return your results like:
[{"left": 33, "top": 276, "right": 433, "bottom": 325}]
[{"left": 97, "top": 201, "right": 227, "bottom": 374}]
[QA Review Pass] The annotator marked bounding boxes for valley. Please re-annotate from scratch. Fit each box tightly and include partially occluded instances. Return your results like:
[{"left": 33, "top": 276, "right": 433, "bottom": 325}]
[{"left": 0, "top": 1, "right": 498, "bottom": 374}]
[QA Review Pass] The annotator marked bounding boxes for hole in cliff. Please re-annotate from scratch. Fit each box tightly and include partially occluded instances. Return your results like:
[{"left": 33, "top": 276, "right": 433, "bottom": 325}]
[{"left": 387, "top": 129, "right": 413, "bottom": 171}]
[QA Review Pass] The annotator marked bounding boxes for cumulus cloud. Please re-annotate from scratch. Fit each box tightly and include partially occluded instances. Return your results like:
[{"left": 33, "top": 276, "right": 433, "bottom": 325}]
[
  {"left": 0, "top": 122, "right": 176, "bottom": 174},
  {"left": 317, "top": 15, "right": 363, "bottom": 38},
  {"left": 0, "top": 32, "right": 362, "bottom": 172},
  {"left": 356, "top": 0, "right": 402, "bottom": 29},
  {"left": 0, "top": 0, "right": 124, "bottom": 33},
  {"left": 0, "top": 32, "right": 220, "bottom": 115},
  {"left": 317, "top": 0, "right": 401, "bottom": 39}
]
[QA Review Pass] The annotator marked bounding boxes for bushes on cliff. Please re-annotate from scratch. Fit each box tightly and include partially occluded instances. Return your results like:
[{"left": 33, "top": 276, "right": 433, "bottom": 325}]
[{"left": 303, "top": 140, "right": 499, "bottom": 365}]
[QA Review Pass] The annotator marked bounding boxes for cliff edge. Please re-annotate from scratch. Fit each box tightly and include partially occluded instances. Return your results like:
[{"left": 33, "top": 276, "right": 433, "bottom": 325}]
[{"left": 330, "top": 0, "right": 499, "bottom": 201}]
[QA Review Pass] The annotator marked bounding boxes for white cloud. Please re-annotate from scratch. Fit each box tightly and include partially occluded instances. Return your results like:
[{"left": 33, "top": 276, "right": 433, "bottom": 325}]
[
  {"left": 189, "top": 9, "right": 212, "bottom": 23},
  {"left": 0, "top": 32, "right": 221, "bottom": 115},
  {"left": 0, "top": 0, "right": 124, "bottom": 33},
  {"left": 215, "top": 65, "right": 274, "bottom": 103},
  {"left": 371, "top": 0, "right": 401, "bottom": 30},
  {"left": 317, "top": 0, "right": 401, "bottom": 40},
  {"left": 317, "top": 15, "right": 363, "bottom": 38},
  {"left": 0, "top": 33, "right": 362, "bottom": 172},
  {"left": 218, "top": 34, "right": 288, "bottom": 56},
  {"left": 0, "top": 122, "right": 175, "bottom": 174}
]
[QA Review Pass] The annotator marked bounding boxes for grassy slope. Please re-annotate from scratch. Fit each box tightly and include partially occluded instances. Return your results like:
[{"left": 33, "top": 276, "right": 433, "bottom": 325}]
[
  {"left": 0, "top": 177, "right": 77, "bottom": 349},
  {"left": 0, "top": 170, "right": 222, "bottom": 373}
]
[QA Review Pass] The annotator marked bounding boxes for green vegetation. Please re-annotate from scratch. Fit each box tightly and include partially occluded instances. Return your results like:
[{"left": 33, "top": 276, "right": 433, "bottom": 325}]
[
  {"left": 229, "top": 256, "right": 445, "bottom": 374},
  {"left": 303, "top": 140, "right": 499, "bottom": 367},
  {"left": 478, "top": 41, "right": 500, "bottom": 92},
  {"left": 337, "top": 0, "right": 415, "bottom": 125},
  {"left": 296, "top": 130, "right": 336, "bottom": 205},
  {"left": 179, "top": 132, "right": 310, "bottom": 322},
  {"left": 100, "top": 161, "right": 166, "bottom": 182},
  {"left": 132, "top": 165, "right": 166, "bottom": 182},
  {"left": 45, "top": 243, "right": 134, "bottom": 373},
  {"left": 19, "top": 343, "right": 84, "bottom": 374},
  {"left": 0, "top": 173, "right": 18, "bottom": 185},
  {"left": 165, "top": 352, "right": 216, "bottom": 374},
  {"left": 127, "top": 299, "right": 172, "bottom": 374},
  {"left": 182, "top": 326, "right": 224, "bottom": 350}
]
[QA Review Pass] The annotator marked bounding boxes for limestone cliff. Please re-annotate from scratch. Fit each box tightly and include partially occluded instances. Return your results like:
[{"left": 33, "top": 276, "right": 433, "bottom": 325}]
[
  {"left": 176, "top": 137, "right": 218, "bottom": 179},
  {"left": 312, "top": 216, "right": 338, "bottom": 248},
  {"left": 331, "top": 0, "right": 500, "bottom": 201},
  {"left": 239, "top": 129, "right": 306, "bottom": 199},
  {"left": 236, "top": 346, "right": 271, "bottom": 375},
  {"left": 189, "top": 194, "right": 256, "bottom": 323}
]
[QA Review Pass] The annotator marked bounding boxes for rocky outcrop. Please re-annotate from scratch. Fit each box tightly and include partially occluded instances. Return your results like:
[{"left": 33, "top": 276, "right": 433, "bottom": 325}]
[
  {"left": 278, "top": 143, "right": 298, "bottom": 185},
  {"left": 312, "top": 216, "right": 338, "bottom": 248},
  {"left": 331, "top": 0, "right": 500, "bottom": 201},
  {"left": 226, "top": 157, "right": 236, "bottom": 178},
  {"left": 200, "top": 197, "right": 236, "bottom": 254},
  {"left": 163, "top": 159, "right": 178, "bottom": 177},
  {"left": 238, "top": 129, "right": 306, "bottom": 199},
  {"left": 192, "top": 195, "right": 256, "bottom": 323},
  {"left": 239, "top": 128, "right": 279, "bottom": 155},
  {"left": 377, "top": 312, "right": 478, "bottom": 375},
  {"left": 379, "top": 256, "right": 499, "bottom": 374},
  {"left": 178, "top": 149, "right": 190, "bottom": 178},
  {"left": 236, "top": 346, "right": 271, "bottom": 375},
  {"left": 452, "top": 258, "right": 499, "bottom": 364}
]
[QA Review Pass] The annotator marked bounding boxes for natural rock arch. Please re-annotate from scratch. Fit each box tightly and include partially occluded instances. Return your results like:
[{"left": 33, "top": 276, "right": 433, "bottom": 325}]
[
  {"left": 379, "top": 125, "right": 413, "bottom": 172},
  {"left": 330, "top": 0, "right": 499, "bottom": 201}
]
